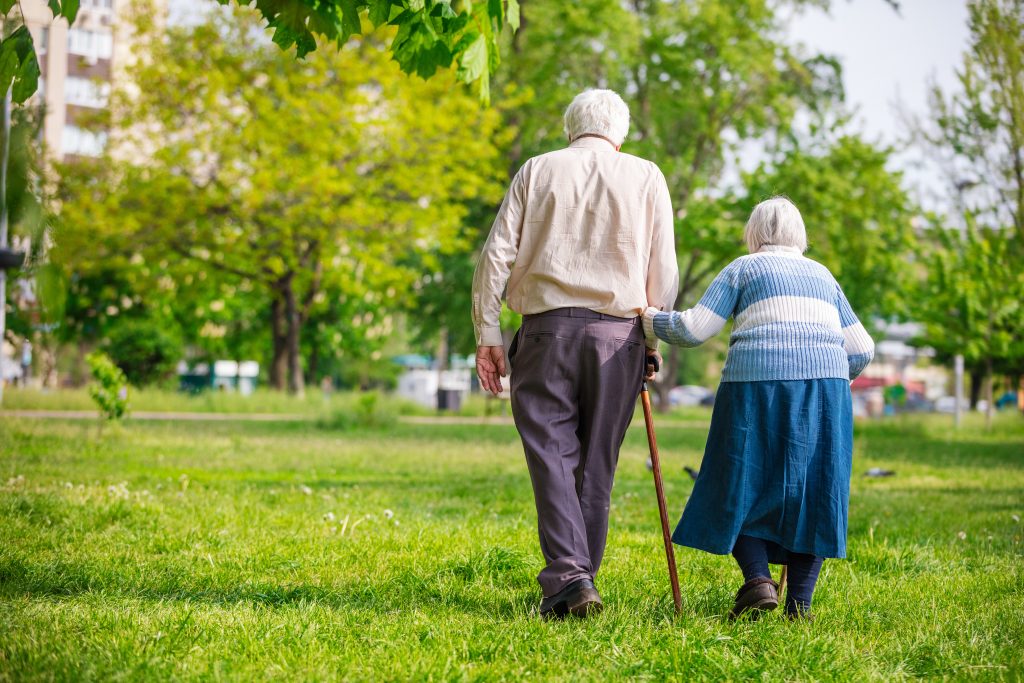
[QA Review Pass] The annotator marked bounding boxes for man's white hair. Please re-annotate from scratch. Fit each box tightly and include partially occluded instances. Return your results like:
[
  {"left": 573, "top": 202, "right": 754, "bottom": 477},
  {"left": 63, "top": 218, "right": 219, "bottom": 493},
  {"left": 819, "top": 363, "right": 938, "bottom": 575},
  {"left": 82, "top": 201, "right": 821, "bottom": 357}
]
[
  {"left": 563, "top": 89, "right": 630, "bottom": 146},
  {"left": 743, "top": 196, "right": 808, "bottom": 253}
]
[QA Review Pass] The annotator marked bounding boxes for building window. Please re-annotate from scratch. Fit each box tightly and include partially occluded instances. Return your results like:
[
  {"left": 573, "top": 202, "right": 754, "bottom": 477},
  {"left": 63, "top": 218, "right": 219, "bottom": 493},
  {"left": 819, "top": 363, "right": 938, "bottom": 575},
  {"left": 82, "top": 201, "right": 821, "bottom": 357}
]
[
  {"left": 61, "top": 125, "right": 107, "bottom": 157},
  {"left": 64, "top": 76, "right": 110, "bottom": 108},
  {"left": 67, "top": 29, "right": 113, "bottom": 62}
]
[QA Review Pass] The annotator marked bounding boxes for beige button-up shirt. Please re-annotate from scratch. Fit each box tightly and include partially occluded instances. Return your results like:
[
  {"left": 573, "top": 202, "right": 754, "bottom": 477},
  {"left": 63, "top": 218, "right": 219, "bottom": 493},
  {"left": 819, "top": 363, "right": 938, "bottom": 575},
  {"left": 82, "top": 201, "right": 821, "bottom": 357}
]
[{"left": 472, "top": 136, "right": 679, "bottom": 348}]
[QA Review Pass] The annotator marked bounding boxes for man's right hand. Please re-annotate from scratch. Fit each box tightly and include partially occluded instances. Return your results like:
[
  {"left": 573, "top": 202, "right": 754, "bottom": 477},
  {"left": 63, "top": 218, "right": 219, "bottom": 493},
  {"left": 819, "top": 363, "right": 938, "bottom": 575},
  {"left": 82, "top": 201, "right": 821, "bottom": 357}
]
[
  {"left": 645, "top": 348, "right": 662, "bottom": 381},
  {"left": 476, "top": 345, "right": 508, "bottom": 396}
]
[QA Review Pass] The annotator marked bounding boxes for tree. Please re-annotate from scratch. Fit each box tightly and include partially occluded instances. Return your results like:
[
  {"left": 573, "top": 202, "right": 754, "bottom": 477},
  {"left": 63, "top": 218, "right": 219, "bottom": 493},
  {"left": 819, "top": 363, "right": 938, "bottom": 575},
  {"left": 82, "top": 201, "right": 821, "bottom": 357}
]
[
  {"left": 912, "top": 0, "right": 1024, "bottom": 420},
  {"left": 222, "top": 0, "right": 520, "bottom": 101},
  {"left": 912, "top": 223, "right": 1023, "bottom": 427},
  {"left": 919, "top": 0, "right": 1024, "bottom": 241},
  {"left": 53, "top": 6, "right": 507, "bottom": 394}
]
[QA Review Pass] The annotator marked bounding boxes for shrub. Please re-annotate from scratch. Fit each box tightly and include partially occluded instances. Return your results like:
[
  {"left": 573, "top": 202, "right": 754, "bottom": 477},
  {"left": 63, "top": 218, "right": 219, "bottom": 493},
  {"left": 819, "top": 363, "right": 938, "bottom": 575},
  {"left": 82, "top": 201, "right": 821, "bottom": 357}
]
[
  {"left": 106, "top": 317, "right": 182, "bottom": 387},
  {"left": 317, "top": 392, "right": 396, "bottom": 430},
  {"left": 86, "top": 352, "right": 129, "bottom": 420}
]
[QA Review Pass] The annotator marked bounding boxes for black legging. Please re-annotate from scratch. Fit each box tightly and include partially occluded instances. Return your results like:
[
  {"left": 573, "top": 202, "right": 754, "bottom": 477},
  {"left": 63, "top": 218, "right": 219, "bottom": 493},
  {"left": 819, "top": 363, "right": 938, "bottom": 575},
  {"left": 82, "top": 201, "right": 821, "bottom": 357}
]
[{"left": 732, "top": 534, "right": 823, "bottom": 615}]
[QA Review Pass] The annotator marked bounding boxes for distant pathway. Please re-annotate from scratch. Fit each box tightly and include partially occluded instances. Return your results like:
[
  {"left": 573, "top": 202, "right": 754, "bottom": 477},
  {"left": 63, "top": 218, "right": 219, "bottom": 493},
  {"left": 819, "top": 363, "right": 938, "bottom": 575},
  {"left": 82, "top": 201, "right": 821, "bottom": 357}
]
[
  {"left": 1, "top": 410, "right": 707, "bottom": 428},
  {"left": 1, "top": 410, "right": 309, "bottom": 421}
]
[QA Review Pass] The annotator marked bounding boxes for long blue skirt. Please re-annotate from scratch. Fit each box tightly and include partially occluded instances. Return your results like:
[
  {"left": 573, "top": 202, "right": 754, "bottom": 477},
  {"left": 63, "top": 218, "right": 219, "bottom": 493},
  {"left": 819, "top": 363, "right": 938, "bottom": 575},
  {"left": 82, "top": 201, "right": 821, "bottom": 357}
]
[{"left": 672, "top": 379, "right": 853, "bottom": 560}]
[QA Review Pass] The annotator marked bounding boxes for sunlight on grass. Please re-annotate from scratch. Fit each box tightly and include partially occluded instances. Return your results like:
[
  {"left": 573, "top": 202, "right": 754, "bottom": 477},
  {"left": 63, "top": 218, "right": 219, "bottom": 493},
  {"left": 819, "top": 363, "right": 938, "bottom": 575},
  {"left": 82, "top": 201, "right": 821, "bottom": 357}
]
[{"left": 0, "top": 413, "right": 1021, "bottom": 679}]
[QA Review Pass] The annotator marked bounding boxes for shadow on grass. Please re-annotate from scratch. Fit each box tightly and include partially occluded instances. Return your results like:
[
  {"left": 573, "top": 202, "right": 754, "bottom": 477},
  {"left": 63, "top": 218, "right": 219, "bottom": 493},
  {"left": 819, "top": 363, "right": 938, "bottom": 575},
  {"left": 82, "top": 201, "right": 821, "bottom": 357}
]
[{"left": 0, "top": 546, "right": 699, "bottom": 624}]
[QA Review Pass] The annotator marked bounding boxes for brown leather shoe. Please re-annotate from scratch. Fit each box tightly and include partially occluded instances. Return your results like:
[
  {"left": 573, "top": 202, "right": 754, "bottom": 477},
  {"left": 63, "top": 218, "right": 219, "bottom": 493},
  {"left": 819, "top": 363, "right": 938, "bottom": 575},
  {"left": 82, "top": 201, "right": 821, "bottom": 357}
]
[
  {"left": 729, "top": 577, "right": 779, "bottom": 620},
  {"left": 540, "top": 579, "right": 604, "bottom": 620}
]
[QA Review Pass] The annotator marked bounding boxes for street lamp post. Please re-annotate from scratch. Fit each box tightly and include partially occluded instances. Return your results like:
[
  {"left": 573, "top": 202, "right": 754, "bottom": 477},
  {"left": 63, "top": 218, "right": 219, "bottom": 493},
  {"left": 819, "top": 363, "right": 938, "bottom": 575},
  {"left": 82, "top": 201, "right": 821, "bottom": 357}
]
[
  {"left": 951, "top": 179, "right": 978, "bottom": 430},
  {"left": 0, "top": 86, "right": 16, "bottom": 407}
]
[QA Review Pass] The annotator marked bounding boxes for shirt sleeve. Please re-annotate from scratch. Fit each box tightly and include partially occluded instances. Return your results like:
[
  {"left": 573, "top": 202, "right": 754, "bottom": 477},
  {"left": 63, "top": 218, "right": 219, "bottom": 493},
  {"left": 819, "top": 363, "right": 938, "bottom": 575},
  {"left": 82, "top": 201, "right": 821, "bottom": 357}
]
[
  {"left": 643, "top": 260, "right": 741, "bottom": 348},
  {"left": 836, "top": 285, "right": 875, "bottom": 381},
  {"left": 645, "top": 171, "right": 680, "bottom": 347},
  {"left": 471, "top": 167, "right": 527, "bottom": 347}
]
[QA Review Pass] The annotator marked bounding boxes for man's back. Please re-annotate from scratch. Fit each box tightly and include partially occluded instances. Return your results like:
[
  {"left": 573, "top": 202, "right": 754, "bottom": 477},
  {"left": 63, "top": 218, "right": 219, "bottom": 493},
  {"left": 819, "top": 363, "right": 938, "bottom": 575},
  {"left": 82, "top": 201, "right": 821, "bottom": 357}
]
[{"left": 472, "top": 135, "right": 677, "bottom": 347}]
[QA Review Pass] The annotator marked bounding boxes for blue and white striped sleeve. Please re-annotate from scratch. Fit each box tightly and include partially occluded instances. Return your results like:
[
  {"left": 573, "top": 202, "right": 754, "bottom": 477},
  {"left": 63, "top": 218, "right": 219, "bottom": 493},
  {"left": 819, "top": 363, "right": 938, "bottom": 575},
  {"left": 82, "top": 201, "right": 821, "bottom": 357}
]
[
  {"left": 836, "top": 285, "right": 874, "bottom": 380},
  {"left": 642, "top": 261, "right": 741, "bottom": 348}
]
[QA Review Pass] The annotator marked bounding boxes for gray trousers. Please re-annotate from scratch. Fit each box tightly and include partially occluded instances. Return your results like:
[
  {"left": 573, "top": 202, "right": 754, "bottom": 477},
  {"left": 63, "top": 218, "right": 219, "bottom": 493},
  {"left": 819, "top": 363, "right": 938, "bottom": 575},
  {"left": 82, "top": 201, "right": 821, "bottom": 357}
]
[{"left": 509, "top": 308, "right": 645, "bottom": 597}]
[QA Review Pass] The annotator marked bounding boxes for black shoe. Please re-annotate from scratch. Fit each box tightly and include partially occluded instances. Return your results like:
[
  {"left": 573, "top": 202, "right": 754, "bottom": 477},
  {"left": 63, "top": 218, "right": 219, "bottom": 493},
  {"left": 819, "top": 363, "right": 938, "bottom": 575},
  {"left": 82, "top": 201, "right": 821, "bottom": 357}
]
[
  {"left": 539, "top": 579, "right": 604, "bottom": 620},
  {"left": 729, "top": 577, "right": 779, "bottom": 620}
]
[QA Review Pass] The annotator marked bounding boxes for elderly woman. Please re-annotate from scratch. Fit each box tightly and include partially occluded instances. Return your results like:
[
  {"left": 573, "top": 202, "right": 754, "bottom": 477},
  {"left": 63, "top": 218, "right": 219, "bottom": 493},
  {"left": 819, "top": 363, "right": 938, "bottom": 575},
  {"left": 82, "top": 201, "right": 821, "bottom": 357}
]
[{"left": 642, "top": 197, "right": 874, "bottom": 620}]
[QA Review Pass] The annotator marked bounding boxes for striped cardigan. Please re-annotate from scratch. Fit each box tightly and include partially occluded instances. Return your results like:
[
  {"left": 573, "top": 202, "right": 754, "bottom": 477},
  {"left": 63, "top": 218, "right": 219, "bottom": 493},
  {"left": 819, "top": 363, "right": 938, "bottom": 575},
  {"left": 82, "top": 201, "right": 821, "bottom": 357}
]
[{"left": 642, "top": 245, "right": 875, "bottom": 382}]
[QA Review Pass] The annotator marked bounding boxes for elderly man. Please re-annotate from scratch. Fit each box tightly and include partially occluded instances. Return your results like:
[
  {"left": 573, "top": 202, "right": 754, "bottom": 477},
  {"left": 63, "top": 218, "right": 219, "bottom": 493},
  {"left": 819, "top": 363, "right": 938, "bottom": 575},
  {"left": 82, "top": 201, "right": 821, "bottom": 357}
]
[{"left": 472, "top": 89, "right": 678, "bottom": 618}]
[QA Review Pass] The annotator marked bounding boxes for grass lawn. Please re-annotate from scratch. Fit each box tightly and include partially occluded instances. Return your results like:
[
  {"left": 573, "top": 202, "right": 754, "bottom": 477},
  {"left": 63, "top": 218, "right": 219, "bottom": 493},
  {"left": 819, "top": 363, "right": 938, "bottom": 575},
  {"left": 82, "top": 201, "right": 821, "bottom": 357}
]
[{"left": 1, "top": 409, "right": 1022, "bottom": 680}]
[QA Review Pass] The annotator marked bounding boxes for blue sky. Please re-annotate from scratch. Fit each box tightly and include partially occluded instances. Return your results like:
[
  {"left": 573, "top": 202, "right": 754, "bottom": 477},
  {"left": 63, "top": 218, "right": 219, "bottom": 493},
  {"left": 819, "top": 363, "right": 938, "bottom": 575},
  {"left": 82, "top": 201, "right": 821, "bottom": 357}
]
[{"left": 787, "top": 0, "right": 970, "bottom": 207}]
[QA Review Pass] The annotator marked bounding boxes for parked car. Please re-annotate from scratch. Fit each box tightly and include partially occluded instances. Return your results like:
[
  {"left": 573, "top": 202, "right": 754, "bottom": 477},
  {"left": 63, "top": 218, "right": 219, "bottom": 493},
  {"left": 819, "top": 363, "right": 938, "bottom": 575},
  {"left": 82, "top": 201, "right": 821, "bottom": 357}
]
[
  {"left": 669, "top": 385, "right": 714, "bottom": 407},
  {"left": 935, "top": 396, "right": 969, "bottom": 414}
]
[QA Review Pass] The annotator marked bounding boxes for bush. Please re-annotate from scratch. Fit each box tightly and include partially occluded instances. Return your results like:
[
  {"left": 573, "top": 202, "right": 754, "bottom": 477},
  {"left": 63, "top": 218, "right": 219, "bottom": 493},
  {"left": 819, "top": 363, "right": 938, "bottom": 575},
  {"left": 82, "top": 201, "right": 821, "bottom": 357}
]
[
  {"left": 86, "top": 352, "right": 129, "bottom": 420},
  {"left": 106, "top": 317, "right": 182, "bottom": 387},
  {"left": 317, "top": 392, "right": 397, "bottom": 430}
]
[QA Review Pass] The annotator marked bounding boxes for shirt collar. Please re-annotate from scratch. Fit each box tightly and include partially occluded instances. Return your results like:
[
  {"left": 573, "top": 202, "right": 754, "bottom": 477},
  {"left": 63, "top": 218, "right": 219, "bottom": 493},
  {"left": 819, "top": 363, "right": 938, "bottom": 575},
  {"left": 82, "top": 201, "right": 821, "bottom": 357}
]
[
  {"left": 569, "top": 135, "right": 618, "bottom": 151},
  {"left": 757, "top": 245, "right": 804, "bottom": 256}
]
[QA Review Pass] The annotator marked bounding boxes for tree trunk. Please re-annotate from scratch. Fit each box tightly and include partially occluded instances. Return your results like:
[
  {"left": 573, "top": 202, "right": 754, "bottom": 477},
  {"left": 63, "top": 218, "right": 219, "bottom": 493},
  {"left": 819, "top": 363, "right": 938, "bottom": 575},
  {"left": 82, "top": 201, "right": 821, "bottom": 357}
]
[
  {"left": 654, "top": 346, "right": 679, "bottom": 412},
  {"left": 270, "top": 295, "right": 287, "bottom": 391},
  {"left": 969, "top": 366, "right": 984, "bottom": 410},
  {"left": 307, "top": 336, "right": 319, "bottom": 388},
  {"left": 436, "top": 327, "right": 449, "bottom": 411},
  {"left": 985, "top": 356, "right": 994, "bottom": 430},
  {"left": 284, "top": 277, "right": 304, "bottom": 397}
]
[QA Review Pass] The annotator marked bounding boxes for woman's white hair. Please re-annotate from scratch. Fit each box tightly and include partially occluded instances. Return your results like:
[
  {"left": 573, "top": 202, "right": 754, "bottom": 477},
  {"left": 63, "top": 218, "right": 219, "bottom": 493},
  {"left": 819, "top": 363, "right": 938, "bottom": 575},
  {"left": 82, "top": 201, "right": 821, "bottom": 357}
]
[
  {"left": 743, "top": 196, "right": 808, "bottom": 253},
  {"left": 563, "top": 89, "right": 630, "bottom": 146}
]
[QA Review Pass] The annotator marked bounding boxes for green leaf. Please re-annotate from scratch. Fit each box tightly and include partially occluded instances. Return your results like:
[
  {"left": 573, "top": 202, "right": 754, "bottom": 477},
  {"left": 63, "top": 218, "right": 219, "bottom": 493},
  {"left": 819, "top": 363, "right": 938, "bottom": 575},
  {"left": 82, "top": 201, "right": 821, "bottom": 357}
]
[
  {"left": 47, "top": 0, "right": 60, "bottom": 16},
  {"left": 438, "top": 1, "right": 456, "bottom": 20},
  {"left": 339, "top": 0, "right": 362, "bottom": 41},
  {"left": 487, "top": 0, "right": 502, "bottom": 28},
  {"left": 12, "top": 49, "right": 40, "bottom": 103},
  {"left": 458, "top": 33, "right": 487, "bottom": 83},
  {"left": 0, "top": 0, "right": 17, "bottom": 15},
  {"left": 506, "top": 0, "right": 519, "bottom": 31},
  {"left": 368, "top": 0, "right": 391, "bottom": 27},
  {"left": 0, "top": 27, "right": 41, "bottom": 103},
  {"left": 60, "top": 0, "right": 79, "bottom": 23},
  {"left": 0, "top": 46, "right": 18, "bottom": 98}
]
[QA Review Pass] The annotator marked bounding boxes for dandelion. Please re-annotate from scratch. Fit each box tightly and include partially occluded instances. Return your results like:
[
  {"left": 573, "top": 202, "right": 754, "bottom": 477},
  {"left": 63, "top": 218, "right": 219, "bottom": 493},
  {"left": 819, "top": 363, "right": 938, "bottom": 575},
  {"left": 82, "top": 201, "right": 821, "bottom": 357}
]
[
  {"left": 383, "top": 509, "right": 394, "bottom": 520},
  {"left": 64, "top": 482, "right": 73, "bottom": 489},
  {"left": 323, "top": 512, "right": 336, "bottom": 522},
  {"left": 299, "top": 485, "right": 313, "bottom": 496},
  {"left": 394, "top": 520, "right": 400, "bottom": 526},
  {"left": 957, "top": 531, "right": 967, "bottom": 540},
  {"left": 1013, "top": 514, "right": 1021, "bottom": 523}
]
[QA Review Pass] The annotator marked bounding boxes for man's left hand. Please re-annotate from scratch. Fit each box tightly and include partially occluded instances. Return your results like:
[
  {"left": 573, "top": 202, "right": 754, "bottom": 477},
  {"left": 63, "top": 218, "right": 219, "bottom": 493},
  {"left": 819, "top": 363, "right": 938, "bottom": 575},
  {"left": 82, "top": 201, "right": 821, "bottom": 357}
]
[{"left": 476, "top": 346, "right": 508, "bottom": 396}]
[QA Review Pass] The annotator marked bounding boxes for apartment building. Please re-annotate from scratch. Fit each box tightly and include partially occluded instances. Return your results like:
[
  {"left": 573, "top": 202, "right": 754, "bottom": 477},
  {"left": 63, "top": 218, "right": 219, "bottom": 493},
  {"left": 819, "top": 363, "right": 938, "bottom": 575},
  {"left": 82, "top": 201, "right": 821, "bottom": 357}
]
[{"left": 22, "top": 0, "right": 141, "bottom": 160}]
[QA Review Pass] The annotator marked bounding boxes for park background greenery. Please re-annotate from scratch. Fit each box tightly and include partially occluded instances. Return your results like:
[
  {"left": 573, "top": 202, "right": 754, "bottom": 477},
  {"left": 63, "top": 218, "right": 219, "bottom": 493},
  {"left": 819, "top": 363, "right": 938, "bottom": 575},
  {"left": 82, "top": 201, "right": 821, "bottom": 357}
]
[
  {"left": 0, "top": 0, "right": 1022, "bottom": 679},
  {"left": 0, "top": 0, "right": 1019, "bottom": 409}
]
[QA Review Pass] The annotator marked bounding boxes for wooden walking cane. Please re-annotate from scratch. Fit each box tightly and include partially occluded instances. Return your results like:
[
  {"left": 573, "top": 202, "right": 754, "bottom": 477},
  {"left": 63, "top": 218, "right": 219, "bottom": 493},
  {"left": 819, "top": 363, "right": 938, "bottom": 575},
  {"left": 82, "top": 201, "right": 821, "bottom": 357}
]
[{"left": 640, "top": 358, "right": 683, "bottom": 614}]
